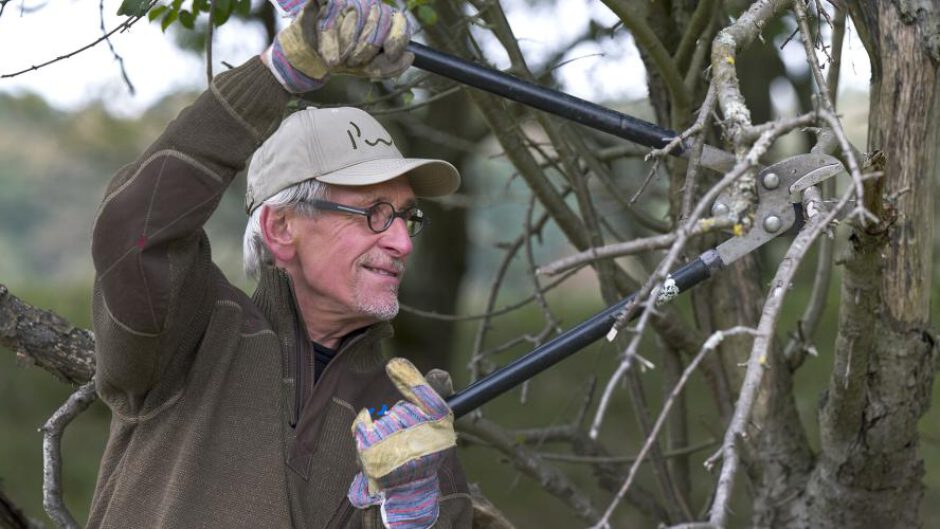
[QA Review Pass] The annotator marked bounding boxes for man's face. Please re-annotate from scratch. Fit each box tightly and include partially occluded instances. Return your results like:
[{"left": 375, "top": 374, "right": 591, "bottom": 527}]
[{"left": 288, "top": 176, "right": 416, "bottom": 331}]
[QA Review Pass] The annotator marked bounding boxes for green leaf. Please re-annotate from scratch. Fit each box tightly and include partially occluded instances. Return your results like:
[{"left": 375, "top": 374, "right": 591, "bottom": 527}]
[
  {"left": 234, "top": 0, "right": 251, "bottom": 17},
  {"left": 171, "top": 0, "right": 184, "bottom": 10},
  {"left": 161, "top": 9, "right": 178, "bottom": 31},
  {"left": 178, "top": 9, "right": 195, "bottom": 29},
  {"left": 416, "top": 5, "right": 437, "bottom": 26},
  {"left": 147, "top": 4, "right": 168, "bottom": 21},
  {"left": 193, "top": 0, "right": 209, "bottom": 13},
  {"left": 117, "top": 0, "right": 151, "bottom": 17},
  {"left": 212, "top": 0, "right": 232, "bottom": 26}
]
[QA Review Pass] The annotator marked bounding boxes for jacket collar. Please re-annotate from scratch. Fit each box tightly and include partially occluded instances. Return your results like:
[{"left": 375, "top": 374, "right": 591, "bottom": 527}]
[{"left": 251, "top": 265, "right": 392, "bottom": 371}]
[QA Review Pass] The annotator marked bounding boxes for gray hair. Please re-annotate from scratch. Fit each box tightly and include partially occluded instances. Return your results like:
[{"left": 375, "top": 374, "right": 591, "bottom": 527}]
[{"left": 243, "top": 179, "right": 330, "bottom": 279}]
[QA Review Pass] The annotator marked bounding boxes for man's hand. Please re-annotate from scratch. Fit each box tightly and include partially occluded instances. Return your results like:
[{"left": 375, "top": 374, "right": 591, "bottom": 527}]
[
  {"left": 347, "top": 358, "right": 457, "bottom": 529},
  {"left": 265, "top": 0, "right": 413, "bottom": 93}
]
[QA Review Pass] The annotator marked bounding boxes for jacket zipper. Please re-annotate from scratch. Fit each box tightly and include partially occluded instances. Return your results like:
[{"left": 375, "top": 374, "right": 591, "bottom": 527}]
[
  {"left": 285, "top": 273, "right": 311, "bottom": 428},
  {"left": 283, "top": 267, "right": 372, "bottom": 427}
]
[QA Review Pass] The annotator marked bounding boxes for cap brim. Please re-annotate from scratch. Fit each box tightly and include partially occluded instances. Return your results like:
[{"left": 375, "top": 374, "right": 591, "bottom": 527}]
[{"left": 314, "top": 158, "right": 460, "bottom": 198}]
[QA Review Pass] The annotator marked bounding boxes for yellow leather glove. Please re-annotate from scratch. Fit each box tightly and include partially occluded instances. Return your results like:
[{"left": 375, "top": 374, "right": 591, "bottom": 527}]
[
  {"left": 267, "top": 0, "right": 413, "bottom": 93},
  {"left": 347, "top": 358, "right": 456, "bottom": 528}
]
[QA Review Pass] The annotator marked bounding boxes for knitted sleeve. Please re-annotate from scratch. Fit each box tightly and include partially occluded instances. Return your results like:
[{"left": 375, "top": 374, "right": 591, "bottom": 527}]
[{"left": 90, "top": 58, "right": 291, "bottom": 417}]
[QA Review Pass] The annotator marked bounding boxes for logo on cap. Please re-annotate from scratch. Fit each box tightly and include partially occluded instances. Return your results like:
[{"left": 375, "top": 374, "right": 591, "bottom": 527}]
[{"left": 347, "top": 121, "right": 393, "bottom": 150}]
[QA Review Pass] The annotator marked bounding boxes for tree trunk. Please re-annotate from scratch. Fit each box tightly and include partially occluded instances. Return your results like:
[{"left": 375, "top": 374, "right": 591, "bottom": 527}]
[{"left": 803, "top": 2, "right": 938, "bottom": 527}]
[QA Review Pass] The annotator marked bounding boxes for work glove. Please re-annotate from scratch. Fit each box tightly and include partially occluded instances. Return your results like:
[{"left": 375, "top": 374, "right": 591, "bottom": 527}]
[
  {"left": 265, "top": 0, "right": 413, "bottom": 93},
  {"left": 347, "top": 358, "right": 457, "bottom": 529}
]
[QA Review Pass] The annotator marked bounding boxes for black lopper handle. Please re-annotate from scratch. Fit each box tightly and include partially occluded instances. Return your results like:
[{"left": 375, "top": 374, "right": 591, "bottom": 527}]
[
  {"left": 407, "top": 42, "right": 681, "bottom": 152},
  {"left": 445, "top": 251, "right": 721, "bottom": 418}
]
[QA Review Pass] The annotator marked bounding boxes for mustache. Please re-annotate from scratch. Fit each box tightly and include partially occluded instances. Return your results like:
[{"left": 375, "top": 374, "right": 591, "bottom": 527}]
[{"left": 358, "top": 255, "right": 406, "bottom": 275}]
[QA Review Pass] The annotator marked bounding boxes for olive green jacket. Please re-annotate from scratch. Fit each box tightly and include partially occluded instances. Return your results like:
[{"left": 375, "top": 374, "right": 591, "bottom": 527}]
[{"left": 87, "top": 57, "right": 471, "bottom": 529}]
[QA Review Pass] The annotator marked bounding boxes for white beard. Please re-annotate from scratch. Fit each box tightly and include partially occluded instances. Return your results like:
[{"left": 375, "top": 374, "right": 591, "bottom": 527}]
[
  {"left": 353, "top": 254, "right": 404, "bottom": 321},
  {"left": 356, "top": 288, "right": 398, "bottom": 321}
]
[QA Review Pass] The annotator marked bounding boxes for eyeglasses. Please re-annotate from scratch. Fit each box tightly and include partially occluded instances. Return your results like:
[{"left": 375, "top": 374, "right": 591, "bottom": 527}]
[{"left": 305, "top": 199, "right": 427, "bottom": 237}]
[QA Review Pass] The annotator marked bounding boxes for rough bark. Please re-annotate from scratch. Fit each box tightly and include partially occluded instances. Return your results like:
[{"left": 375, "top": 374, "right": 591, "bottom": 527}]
[
  {"left": 0, "top": 284, "right": 94, "bottom": 385},
  {"left": 803, "top": 2, "right": 939, "bottom": 528},
  {"left": 749, "top": 344, "right": 814, "bottom": 529}
]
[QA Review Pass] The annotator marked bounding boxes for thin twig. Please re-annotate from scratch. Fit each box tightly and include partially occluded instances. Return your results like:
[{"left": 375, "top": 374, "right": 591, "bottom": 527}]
[
  {"left": 41, "top": 383, "right": 97, "bottom": 529},
  {"left": 99, "top": 0, "right": 135, "bottom": 94},
  {"left": 633, "top": 124, "right": 702, "bottom": 204},
  {"left": 591, "top": 328, "right": 758, "bottom": 529},
  {"left": 2, "top": 7, "right": 153, "bottom": 78},
  {"left": 784, "top": 128, "right": 840, "bottom": 366},
  {"left": 368, "top": 85, "right": 462, "bottom": 116},
  {"left": 469, "top": 205, "right": 558, "bottom": 381},
  {"left": 523, "top": 194, "right": 563, "bottom": 345},
  {"left": 538, "top": 217, "right": 733, "bottom": 277},
  {"left": 457, "top": 415, "right": 601, "bottom": 523},
  {"left": 792, "top": 0, "right": 871, "bottom": 225},
  {"left": 539, "top": 438, "right": 716, "bottom": 464},
  {"left": 825, "top": 4, "right": 846, "bottom": 106},
  {"left": 681, "top": 84, "right": 719, "bottom": 219},
  {"left": 399, "top": 269, "right": 578, "bottom": 322},
  {"left": 591, "top": 106, "right": 823, "bottom": 443},
  {"left": 566, "top": 130, "right": 671, "bottom": 233}
]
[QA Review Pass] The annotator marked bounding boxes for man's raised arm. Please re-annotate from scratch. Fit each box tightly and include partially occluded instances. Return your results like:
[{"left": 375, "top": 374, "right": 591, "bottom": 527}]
[{"left": 90, "top": 58, "right": 291, "bottom": 415}]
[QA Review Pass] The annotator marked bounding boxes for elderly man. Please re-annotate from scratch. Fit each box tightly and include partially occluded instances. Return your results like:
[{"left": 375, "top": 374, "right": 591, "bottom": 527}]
[{"left": 87, "top": 1, "right": 470, "bottom": 528}]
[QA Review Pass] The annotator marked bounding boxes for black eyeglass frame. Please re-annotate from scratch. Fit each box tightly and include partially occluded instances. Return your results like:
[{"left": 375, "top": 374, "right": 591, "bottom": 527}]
[{"left": 305, "top": 199, "right": 428, "bottom": 237}]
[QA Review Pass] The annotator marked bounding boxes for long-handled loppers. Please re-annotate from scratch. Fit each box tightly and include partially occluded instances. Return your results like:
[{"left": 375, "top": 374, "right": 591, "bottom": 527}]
[{"left": 405, "top": 42, "right": 846, "bottom": 417}]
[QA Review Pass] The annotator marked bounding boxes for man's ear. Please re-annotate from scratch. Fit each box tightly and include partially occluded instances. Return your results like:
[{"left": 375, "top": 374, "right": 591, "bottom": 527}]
[{"left": 260, "top": 206, "right": 297, "bottom": 264}]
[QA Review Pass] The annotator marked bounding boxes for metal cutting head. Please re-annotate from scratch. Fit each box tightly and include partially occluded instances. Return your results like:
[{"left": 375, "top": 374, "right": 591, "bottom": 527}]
[{"left": 711, "top": 154, "right": 846, "bottom": 266}]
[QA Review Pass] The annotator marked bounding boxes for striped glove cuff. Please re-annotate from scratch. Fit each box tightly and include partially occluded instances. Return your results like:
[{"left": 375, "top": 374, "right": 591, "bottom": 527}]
[{"left": 348, "top": 471, "right": 440, "bottom": 529}]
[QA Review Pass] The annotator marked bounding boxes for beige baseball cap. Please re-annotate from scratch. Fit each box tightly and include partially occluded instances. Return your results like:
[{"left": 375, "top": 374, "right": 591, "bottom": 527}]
[{"left": 245, "top": 106, "right": 460, "bottom": 214}]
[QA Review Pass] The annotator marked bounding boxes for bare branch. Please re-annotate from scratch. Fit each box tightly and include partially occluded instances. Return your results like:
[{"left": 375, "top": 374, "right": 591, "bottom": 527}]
[
  {"left": 791, "top": 0, "right": 871, "bottom": 225},
  {"left": 457, "top": 416, "right": 600, "bottom": 523},
  {"left": 591, "top": 328, "right": 757, "bottom": 529},
  {"left": 41, "top": 383, "right": 97, "bottom": 529},
  {"left": 468, "top": 205, "right": 556, "bottom": 382},
  {"left": 674, "top": 0, "right": 718, "bottom": 73},
  {"left": 707, "top": 184, "right": 856, "bottom": 528},
  {"left": 711, "top": 0, "right": 794, "bottom": 225},
  {"left": 538, "top": 217, "right": 733, "bottom": 277},
  {"left": 600, "top": 0, "right": 692, "bottom": 124}
]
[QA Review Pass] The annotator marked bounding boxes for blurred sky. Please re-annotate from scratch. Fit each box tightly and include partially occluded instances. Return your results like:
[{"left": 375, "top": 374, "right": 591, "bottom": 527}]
[{"left": 0, "top": 0, "right": 872, "bottom": 118}]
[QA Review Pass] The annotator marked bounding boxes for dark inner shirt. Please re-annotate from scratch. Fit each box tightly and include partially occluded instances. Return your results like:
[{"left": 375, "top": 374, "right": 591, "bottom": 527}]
[{"left": 312, "top": 341, "right": 337, "bottom": 383}]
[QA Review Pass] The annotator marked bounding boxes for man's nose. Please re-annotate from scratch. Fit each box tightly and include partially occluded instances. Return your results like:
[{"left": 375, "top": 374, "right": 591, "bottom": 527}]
[{"left": 379, "top": 217, "right": 413, "bottom": 258}]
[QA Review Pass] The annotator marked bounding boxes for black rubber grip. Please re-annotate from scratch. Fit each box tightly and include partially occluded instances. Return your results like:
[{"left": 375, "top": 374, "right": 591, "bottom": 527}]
[{"left": 446, "top": 255, "right": 716, "bottom": 417}]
